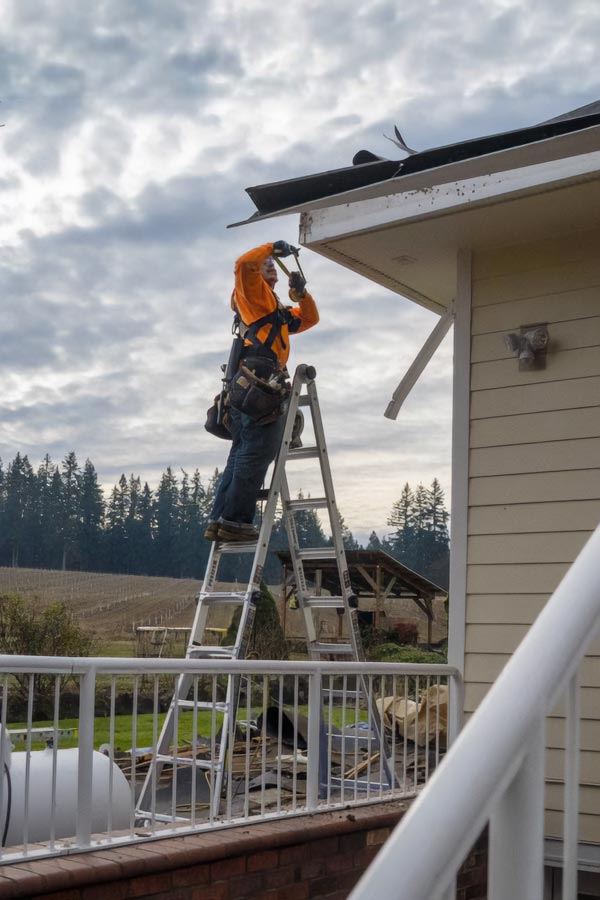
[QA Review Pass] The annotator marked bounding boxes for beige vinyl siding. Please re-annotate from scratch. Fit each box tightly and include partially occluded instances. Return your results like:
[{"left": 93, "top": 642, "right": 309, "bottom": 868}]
[{"left": 468, "top": 228, "right": 600, "bottom": 845}]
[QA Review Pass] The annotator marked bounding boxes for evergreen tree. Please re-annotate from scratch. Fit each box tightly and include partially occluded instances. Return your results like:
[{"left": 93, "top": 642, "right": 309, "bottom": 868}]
[
  {"left": 128, "top": 481, "right": 155, "bottom": 574},
  {"left": 47, "top": 466, "right": 65, "bottom": 569},
  {"left": 79, "top": 460, "right": 104, "bottom": 570},
  {"left": 105, "top": 475, "right": 129, "bottom": 572},
  {"left": 178, "top": 469, "right": 204, "bottom": 577},
  {"left": 60, "top": 452, "right": 82, "bottom": 570},
  {"left": 388, "top": 483, "right": 415, "bottom": 562},
  {"left": 36, "top": 455, "right": 57, "bottom": 567},
  {"left": 366, "top": 530, "right": 382, "bottom": 551},
  {"left": 387, "top": 479, "right": 450, "bottom": 587},
  {"left": 0, "top": 459, "right": 5, "bottom": 564},
  {"left": 3, "top": 454, "right": 36, "bottom": 567},
  {"left": 154, "top": 467, "right": 180, "bottom": 576}
]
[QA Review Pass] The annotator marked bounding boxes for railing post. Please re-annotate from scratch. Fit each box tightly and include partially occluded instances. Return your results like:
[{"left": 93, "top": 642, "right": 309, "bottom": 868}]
[
  {"left": 76, "top": 666, "right": 96, "bottom": 847},
  {"left": 489, "top": 717, "right": 546, "bottom": 900},
  {"left": 306, "top": 669, "right": 321, "bottom": 812},
  {"left": 563, "top": 670, "right": 581, "bottom": 900},
  {"left": 449, "top": 673, "right": 464, "bottom": 747}
]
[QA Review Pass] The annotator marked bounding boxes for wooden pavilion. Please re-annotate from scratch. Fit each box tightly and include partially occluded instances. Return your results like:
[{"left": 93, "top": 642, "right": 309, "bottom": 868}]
[{"left": 276, "top": 548, "right": 445, "bottom": 645}]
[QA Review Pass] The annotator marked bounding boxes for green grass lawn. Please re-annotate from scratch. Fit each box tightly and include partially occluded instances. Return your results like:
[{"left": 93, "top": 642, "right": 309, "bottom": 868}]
[{"left": 10, "top": 704, "right": 367, "bottom": 753}]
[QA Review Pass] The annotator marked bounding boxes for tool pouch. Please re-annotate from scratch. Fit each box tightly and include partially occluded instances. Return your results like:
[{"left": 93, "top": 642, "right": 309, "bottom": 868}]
[
  {"left": 229, "top": 357, "right": 289, "bottom": 424},
  {"left": 205, "top": 394, "right": 232, "bottom": 440}
]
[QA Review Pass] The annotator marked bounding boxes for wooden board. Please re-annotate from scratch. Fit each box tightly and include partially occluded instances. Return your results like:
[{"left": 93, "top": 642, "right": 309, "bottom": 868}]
[
  {"left": 469, "top": 470, "right": 600, "bottom": 506},
  {"left": 472, "top": 286, "right": 600, "bottom": 335},
  {"left": 468, "top": 500, "right": 600, "bottom": 534},
  {"left": 472, "top": 230, "right": 600, "bottom": 280},
  {"left": 466, "top": 593, "right": 548, "bottom": 624},
  {"left": 471, "top": 345, "right": 600, "bottom": 391},
  {"left": 472, "top": 260, "right": 600, "bottom": 308},
  {"left": 471, "top": 376, "right": 600, "bottom": 419},
  {"left": 470, "top": 407, "right": 600, "bottom": 449},
  {"left": 470, "top": 439, "right": 600, "bottom": 477},
  {"left": 467, "top": 531, "right": 591, "bottom": 565},
  {"left": 466, "top": 562, "right": 570, "bottom": 594},
  {"left": 465, "top": 653, "right": 600, "bottom": 686}
]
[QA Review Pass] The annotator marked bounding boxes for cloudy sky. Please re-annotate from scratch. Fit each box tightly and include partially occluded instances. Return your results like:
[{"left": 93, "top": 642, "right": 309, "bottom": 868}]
[{"left": 1, "top": 0, "right": 599, "bottom": 545}]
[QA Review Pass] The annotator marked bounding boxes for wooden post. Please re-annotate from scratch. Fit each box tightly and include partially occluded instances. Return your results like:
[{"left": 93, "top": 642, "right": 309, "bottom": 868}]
[
  {"left": 375, "top": 564, "right": 382, "bottom": 629},
  {"left": 281, "top": 563, "right": 288, "bottom": 638}
]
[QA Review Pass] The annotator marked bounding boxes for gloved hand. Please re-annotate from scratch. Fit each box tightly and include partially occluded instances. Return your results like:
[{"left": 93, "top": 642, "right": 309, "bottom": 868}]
[
  {"left": 272, "top": 240, "right": 297, "bottom": 258},
  {"left": 289, "top": 271, "right": 306, "bottom": 297}
]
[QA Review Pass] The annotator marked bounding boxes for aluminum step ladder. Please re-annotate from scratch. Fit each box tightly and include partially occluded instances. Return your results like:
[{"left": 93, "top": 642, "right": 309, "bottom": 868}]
[{"left": 137, "top": 363, "right": 392, "bottom": 822}]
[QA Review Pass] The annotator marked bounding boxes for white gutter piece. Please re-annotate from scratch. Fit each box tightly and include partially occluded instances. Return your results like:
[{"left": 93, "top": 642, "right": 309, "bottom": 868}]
[{"left": 384, "top": 302, "right": 455, "bottom": 419}]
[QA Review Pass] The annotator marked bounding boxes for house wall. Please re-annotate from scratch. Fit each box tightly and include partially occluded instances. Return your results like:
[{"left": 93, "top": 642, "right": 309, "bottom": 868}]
[{"left": 467, "top": 227, "right": 600, "bottom": 845}]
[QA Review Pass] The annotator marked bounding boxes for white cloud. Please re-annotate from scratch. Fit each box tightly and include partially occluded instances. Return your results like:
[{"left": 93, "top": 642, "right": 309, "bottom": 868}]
[{"left": 1, "top": 0, "right": 599, "bottom": 538}]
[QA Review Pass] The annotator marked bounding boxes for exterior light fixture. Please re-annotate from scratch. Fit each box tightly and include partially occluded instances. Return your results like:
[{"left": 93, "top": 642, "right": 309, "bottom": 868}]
[{"left": 504, "top": 323, "right": 549, "bottom": 371}]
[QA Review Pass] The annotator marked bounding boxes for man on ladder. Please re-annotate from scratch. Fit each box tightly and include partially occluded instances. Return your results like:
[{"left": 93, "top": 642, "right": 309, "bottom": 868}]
[{"left": 205, "top": 240, "right": 319, "bottom": 543}]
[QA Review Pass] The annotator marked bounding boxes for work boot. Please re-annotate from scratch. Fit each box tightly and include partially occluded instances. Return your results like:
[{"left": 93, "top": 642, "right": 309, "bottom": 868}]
[
  {"left": 204, "top": 521, "right": 220, "bottom": 541},
  {"left": 217, "top": 520, "right": 259, "bottom": 543}
]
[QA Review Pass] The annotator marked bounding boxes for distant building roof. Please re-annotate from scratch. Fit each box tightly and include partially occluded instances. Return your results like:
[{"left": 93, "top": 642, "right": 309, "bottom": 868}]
[
  {"left": 231, "top": 101, "right": 600, "bottom": 227},
  {"left": 275, "top": 548, "right": 444, "bottom": 600}
]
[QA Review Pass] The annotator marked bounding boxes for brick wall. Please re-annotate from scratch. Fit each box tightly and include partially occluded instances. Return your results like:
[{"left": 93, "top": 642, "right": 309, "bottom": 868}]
[{"left": 0, "top": 803, "right": 488, "bottom": 900}]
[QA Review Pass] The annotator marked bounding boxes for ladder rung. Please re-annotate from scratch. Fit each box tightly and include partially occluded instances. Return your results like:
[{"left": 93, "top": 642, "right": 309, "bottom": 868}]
[
  {"left": 137, "top": 810, "right": 192, "bottom": 824},
  {"left": 297, "top": 548, "right": 337, "bottom": 560},
  {"left": 312, "top": 642, "right": 354, "bottom": 655},
  {"left": 330, "top": 777, "right": 389, "bottom": 792},
  {"left": 188, "top": 646, "right": 235, "bottom": 658},
  {"left": 218, "top": 540, "right": 259, "bottom": 553},
  {"left": 177, "top": 700, "right": 228, "bottom": 712},
  {"left": 286, "top": 497, "right": 328, "bottom": 511},
  {"left": 197, "top": 592, "right": 249, "bottom": 604},
  {"left": 298, "top": 395, "right": 311, "bottom": 407},
  {"left": 322, "top": 689, "right": 360, "bottom": 700},
  {"left": 288, "top": 446, "right": 320, "bottom": 460},
  {"left": 304, "top": 596, "right": 345, "bottom": 609},
  {"left": 156, "top": 754, "right": 221, "bottom": 770}
]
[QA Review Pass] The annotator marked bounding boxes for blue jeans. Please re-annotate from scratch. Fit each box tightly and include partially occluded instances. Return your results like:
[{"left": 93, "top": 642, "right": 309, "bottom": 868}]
[{"left": 210, "top": 408, "right": 285, "bottom": 524}]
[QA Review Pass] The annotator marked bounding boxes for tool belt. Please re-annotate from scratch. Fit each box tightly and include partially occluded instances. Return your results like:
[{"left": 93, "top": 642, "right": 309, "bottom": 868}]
[{"left": 229, "top": 353, "right": 290, "bottom": 424}]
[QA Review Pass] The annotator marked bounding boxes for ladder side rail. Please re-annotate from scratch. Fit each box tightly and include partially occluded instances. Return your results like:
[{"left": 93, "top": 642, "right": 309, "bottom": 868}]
[
  {"left": 305, "top": 379, "right": 395, "bottom": 789},
  {"left": 244, "top": 378, "right": 301, "bottom": 592},
  {"left": 200, "top": 373, "right": 305, "bottom": 814},
  {"left": 137, "top": 670, "right": 196, "bottom": 815},
  {"left": 280, "top": 471, "right": 319, "bottom": 649},
  {"left": 305, "top": 381, "right": 359, "bottom": 635}
]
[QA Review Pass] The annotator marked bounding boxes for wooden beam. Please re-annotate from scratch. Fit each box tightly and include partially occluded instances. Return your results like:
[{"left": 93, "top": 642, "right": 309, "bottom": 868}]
[
  {"left": 383, "top": 576, "right": 397, "bottom": 598},
  {"left": 356, "top": 565, "right": 379, "bottom": 594}
]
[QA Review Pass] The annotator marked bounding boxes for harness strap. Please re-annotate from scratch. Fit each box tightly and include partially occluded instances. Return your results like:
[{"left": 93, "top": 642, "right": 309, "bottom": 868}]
[{"left": 241, "top": 304, "right": 296, "bottom": 356}]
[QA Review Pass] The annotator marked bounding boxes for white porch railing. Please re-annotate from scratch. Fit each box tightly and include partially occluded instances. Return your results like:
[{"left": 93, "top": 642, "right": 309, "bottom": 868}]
[
  {"left": 0, "top": 658, "right": 459, "bottom": 864},
  {"left": 350, "top": 524, "right": 600, "bottom": 900}
]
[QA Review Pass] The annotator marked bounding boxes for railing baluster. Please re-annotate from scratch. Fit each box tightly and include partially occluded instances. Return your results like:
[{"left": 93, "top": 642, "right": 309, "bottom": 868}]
[
  {"left": 76, "top": 666, "right": 96, "bottom": 848},
  {"left": 306, "top": 669, "right": 321, "bottom": 812},
  {"left": 0, "top": 676, "right": 9, "bottom": 857},
  {"left": 23, "top": 673, "right": 34, "bottom": 849},
  {"left": 563, "top": 670, "right": 581, "bottom": 900},
  {"left": 49, "top": 676, "right": 60, "bottom": 848}
]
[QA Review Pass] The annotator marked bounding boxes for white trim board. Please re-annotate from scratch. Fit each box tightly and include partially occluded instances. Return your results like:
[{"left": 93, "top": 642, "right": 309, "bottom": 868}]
[{"left": 301, "top": 149, "right": 600, "bottom": 244}]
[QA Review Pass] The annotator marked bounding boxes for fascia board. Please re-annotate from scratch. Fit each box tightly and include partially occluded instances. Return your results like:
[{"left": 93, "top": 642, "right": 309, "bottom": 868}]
[
  {"left": 230, "top": 125, "right": 600, "bottom": 228},
  {"left": 300, "top": 148, "right": 600, "bottom": 244}
]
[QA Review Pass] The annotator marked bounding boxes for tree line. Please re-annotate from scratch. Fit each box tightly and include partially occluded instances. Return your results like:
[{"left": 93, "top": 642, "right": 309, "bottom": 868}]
[{"left": 0, "top": 452, "right": 449, "bottom": 587}]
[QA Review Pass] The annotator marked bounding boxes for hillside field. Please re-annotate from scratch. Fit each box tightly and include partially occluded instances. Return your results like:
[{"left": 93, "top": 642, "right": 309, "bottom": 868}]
[{"left": 0, "top": 566, "right": 447, "bottom": 650}]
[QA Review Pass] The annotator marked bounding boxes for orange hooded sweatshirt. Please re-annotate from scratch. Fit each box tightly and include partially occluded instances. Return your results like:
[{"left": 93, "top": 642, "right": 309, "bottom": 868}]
[{"left": 232, "top": 243, "right": 319, "bottom": 366}]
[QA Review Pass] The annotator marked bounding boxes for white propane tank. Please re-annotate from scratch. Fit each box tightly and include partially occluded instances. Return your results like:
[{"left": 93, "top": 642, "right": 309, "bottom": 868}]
[{"left": 1, "top": 746, "right": 130, "bottom": 847}]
